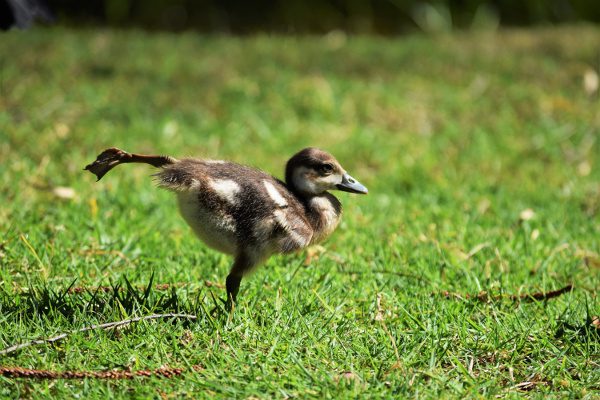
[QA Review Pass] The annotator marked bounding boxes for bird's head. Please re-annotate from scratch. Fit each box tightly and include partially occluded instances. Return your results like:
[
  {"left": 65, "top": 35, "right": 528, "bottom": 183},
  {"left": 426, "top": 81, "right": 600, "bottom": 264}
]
[{"left": 285, "top": 148, "right": 368, "bottom": 196}]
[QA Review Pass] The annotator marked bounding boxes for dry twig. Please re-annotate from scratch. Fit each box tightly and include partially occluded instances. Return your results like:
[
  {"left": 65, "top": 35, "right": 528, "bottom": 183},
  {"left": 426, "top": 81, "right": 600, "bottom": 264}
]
[
  {"left": 0, "top": 313, "right": 197, "bottom": 356},
  {"left": 0, "top": 365, "right": 190, "bottom": 379},
  {"left": 438, "top": 284, "right": 573, "bottom": 303}
]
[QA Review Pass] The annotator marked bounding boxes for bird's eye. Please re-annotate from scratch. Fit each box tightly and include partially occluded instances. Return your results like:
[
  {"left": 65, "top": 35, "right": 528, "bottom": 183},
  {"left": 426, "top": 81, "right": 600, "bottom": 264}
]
[{"left": 319, "top": 163, "right": 334, "bottom": 175}]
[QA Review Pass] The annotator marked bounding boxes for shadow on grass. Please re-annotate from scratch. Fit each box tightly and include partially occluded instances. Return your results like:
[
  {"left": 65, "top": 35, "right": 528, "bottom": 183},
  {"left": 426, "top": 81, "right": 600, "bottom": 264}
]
[{"left": 555, "top": 314, "right": 600, "bottom": 343}]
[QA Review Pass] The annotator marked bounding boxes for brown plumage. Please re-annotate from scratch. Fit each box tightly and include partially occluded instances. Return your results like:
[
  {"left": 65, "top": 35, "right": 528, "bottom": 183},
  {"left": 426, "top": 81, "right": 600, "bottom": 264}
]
[{"left": 84, "top": 147, "right": 367, "bottom": 306}]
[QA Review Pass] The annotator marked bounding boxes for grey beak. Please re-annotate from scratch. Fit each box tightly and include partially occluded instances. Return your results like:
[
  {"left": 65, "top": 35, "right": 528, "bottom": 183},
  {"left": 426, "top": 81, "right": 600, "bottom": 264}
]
[{"left": 336, "top": 173, "right": 368, "bottom": 194}]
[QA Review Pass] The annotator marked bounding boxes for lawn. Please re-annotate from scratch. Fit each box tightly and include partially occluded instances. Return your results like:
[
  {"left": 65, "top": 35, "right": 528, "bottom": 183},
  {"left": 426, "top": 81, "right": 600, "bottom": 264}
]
[{"left": 0, "top": 26, "right": 599, "bottom": 398}]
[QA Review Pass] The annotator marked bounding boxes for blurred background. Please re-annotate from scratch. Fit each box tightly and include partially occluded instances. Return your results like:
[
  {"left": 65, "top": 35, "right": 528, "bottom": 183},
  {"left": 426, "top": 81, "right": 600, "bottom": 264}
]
[
  {"left": 1, "top": 1, "right": 599, "bottom": 396},
  {"left": 3, "top": 0, "right": 600, "bottom": 33}
]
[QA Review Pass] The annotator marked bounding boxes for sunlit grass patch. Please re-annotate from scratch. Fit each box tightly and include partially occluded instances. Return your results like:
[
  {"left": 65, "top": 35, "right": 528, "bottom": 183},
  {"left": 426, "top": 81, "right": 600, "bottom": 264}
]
[{"left": 0, "top": 26, "right": 599, "bottom": 398}]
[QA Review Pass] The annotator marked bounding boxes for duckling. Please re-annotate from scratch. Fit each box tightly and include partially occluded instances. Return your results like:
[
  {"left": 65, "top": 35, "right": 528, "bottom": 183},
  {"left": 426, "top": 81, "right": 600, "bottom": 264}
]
[{"left": 84, "top": 147, "right": 367, "bottom": 305}]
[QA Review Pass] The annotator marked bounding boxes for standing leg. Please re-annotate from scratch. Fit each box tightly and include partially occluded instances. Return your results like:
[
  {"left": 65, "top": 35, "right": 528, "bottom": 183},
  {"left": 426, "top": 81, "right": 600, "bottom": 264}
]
[
  {"left": 225, "top": 253, "right": 254, "bottom": 307},
  {"left": 225, "top": 274, "right": 242, "bottom": 304}
]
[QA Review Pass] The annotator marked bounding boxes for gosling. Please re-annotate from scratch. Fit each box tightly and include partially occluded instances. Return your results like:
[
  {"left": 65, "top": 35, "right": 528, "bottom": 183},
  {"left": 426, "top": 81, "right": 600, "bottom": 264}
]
[{"left": 84, "top": 147, "right": 367, "bottom": 305}]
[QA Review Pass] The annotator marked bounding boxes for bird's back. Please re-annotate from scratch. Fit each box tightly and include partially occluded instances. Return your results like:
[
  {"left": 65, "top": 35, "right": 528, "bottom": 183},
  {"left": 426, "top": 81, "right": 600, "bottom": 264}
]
[{"left": 155, "top": 159, "right": 313, "bottom": 258}]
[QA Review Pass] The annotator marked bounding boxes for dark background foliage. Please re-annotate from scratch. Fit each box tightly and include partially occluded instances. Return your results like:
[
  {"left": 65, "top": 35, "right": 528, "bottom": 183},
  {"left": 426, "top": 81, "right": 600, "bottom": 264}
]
[{"left": 5, "top": 0, "right": 600, "bottom": 34}]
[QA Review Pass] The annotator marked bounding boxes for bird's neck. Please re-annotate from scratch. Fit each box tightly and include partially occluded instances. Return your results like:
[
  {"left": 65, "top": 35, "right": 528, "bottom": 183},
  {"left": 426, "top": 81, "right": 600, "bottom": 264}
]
[
  {"left": 303, "top": 193, "right": 342, "bottom": 244},
  {"left": 285, "top": 179, "right": 343, "bottom": 243}
]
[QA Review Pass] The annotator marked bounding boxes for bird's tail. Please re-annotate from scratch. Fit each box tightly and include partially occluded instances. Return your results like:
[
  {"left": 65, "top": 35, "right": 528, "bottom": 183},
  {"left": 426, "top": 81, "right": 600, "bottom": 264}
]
[
  {"left": 153, "top": 159, "right": 205, "bottom": 192},
  {"left": 84, "top": 148, "right": 178, "bottom": 181}
]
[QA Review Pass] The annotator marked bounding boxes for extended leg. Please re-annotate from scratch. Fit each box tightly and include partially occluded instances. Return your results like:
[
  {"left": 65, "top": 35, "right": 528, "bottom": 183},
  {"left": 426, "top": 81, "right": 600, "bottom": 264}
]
[{"left": 84, "top": 147, "right": 178, "bottom": 181}]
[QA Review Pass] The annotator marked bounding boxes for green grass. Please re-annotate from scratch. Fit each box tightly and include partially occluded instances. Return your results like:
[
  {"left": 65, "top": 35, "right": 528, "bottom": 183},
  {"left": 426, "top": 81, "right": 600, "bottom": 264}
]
[{"left": 1, "top": 26, "right": 599, "bottom": 398}]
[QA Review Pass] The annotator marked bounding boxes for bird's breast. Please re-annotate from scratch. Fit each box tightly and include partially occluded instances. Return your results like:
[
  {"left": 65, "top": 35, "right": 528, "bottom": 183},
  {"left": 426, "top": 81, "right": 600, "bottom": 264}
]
[{"left": 307, "top": 194, "right": 342, "bottom": 244}]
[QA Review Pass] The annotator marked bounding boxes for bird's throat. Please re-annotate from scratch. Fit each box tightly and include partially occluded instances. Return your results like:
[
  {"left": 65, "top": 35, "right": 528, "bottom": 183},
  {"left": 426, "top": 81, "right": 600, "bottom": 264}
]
[{"left": 306, "top": 193, "right": 342, "bottom": 244}]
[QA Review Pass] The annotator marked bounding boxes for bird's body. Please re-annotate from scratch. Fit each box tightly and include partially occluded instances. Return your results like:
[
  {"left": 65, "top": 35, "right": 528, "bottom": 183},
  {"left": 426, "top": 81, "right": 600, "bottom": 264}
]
[
  {"left": 158, "top": 158, "right": 337, "bottom": 263},
  {"left": 85, "top": 147, "right": 367, "bottom": 305}
]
